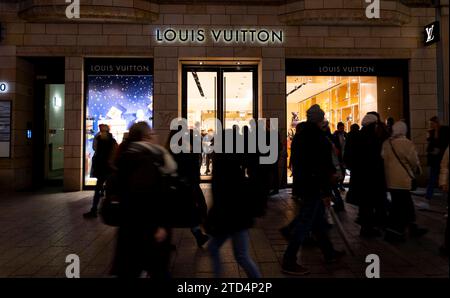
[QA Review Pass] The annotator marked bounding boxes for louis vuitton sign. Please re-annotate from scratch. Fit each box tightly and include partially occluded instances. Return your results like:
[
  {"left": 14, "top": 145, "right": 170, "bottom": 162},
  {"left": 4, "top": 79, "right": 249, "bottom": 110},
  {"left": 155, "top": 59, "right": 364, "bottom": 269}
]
[{"left": 155, "top": 28, "right": 284, "bottom": 44}]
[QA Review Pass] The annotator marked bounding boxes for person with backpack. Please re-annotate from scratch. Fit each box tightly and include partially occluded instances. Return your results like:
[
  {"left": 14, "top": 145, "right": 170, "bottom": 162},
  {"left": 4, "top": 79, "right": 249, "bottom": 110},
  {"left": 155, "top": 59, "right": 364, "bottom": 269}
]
[
  {"left": 381, "top": 121, "right": 427, "bottom": 242},
  {"left": 112, "top": 122, "right": 177, "bottom": 278}
]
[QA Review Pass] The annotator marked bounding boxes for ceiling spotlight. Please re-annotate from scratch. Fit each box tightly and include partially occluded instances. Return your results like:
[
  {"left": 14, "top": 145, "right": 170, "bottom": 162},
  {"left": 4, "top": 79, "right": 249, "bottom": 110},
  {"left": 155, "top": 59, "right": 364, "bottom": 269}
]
[
  {"left": 236, "top": 62, "right": 241, "bottom": 65},
  {"left": 199, "top": 61, "right": 203, "bottom": 65}
]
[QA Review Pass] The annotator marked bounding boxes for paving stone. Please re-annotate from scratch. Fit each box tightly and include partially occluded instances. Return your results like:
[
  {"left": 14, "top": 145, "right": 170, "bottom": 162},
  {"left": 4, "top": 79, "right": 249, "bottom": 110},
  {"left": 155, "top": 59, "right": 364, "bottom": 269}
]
[{"left": 0, "top": 187, "right": 448, "bottom": 278}]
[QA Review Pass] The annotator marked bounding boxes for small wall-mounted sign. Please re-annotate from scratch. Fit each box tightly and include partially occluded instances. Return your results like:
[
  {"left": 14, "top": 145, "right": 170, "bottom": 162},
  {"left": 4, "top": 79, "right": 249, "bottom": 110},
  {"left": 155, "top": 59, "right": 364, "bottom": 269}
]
[
  {"left": 0, "top": 82, "right": 8, "bottom": 93},
  {"left": 424, "top": 21, "right": 440, "bottom": 46},
  {"left": 0, "top": 100, "right": 11, "bottom": 158}
]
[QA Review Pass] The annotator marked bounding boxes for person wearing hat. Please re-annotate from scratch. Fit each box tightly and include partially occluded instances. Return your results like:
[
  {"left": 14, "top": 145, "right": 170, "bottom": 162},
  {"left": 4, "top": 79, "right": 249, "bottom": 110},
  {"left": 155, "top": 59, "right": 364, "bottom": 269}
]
[
  {"left": 382, "top": 121, "right": 427, "bottom": 242},
  {"left": 281, "top": 104, "right": 343, "bottom": 276},
  {"left": 350, "top": 113, "right": 388, "bottom": 237}
]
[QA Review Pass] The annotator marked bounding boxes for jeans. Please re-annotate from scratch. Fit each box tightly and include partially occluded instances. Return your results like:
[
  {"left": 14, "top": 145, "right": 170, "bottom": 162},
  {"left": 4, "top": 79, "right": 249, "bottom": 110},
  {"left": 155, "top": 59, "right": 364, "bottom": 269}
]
[
  {"left": 283, "top": 198, "right": 334, "bottom": 264},
  {"left": 426, "top": 165, "right": 440, "bottom": 200},
  {"left": 208, "top": 230, "right": 261, "bottom": 278}
]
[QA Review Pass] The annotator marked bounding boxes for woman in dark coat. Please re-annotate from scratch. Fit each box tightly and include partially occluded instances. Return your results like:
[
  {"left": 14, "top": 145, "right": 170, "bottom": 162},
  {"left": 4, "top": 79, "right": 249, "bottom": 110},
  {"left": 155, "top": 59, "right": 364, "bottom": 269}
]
[
  {"left": 351, "top": 114, "right": 388, "bottom": 237},
  {"left": 206, "top": 129, "right": 262, "bottom": 278},
  {"left": 112, "top": 122, "right": 177, "bottom": 278},
  {"left": 84, "top": 124, "right": 117, "bottom": 218}
]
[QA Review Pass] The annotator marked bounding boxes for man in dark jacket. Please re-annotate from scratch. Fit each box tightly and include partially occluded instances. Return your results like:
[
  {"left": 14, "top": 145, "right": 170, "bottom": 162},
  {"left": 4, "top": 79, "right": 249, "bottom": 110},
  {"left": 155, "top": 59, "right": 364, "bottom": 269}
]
[
  {"left": 282, "top": 104, "right": 342, "bottom": 276},
  {"left": 84, "top": 124, "right": 117, "bottom": 218},
  {"left": 419, "top": 116, "right": 449, "bottom": 210}
]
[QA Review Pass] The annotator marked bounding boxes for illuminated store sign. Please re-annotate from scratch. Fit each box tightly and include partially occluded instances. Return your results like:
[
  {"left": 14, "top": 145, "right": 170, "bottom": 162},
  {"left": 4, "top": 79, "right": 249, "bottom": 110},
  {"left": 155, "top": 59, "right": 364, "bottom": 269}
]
[
  {"left": 0, "top": 82, "right": 8, "bottom": 93},
  {"left": 424, "top": 21, "right": 440, "bottom": 46},
  {"left": 155, "top": 28, "right": 283, "bottom": 44}
]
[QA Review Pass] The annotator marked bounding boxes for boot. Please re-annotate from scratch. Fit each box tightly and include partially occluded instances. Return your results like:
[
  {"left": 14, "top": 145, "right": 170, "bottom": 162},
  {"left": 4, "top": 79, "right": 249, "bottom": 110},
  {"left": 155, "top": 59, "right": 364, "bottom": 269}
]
[
  {"left": 281, "top": 261, "right": 310, "bottom": 276},
  {"left": 83, "top": 209, "right": 97, "bottom": 218},
  {"left": 193, "top": 230, "right": 210, "bottom": 247}
]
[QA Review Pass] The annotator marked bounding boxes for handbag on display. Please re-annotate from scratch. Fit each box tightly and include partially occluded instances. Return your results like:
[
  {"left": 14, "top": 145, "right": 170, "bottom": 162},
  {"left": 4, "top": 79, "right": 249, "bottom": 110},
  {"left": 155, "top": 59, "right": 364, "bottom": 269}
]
[{"left": 389, "top": 140, "right": 418, "bottom": 191}]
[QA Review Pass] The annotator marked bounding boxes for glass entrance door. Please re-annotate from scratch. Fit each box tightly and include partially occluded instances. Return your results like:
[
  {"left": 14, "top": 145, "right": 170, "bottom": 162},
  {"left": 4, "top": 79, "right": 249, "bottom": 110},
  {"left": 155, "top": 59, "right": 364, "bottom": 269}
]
[
  {"left": 222, "top": 70, "right": 254, "bottom": 129},
  {"left": 45, "top": 84, "right": 65, "bottom": 182},
  {"left": 182, "top": 65, "right": 258, "bottom": 180}
]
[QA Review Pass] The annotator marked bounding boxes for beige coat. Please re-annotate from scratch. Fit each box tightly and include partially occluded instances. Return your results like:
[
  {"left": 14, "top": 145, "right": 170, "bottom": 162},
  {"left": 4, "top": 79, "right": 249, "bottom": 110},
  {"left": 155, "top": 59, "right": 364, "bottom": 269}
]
[
  {"left": 382, "top": 136, "right": 421, "bottom": 190},
  {"left": 439, "top": 146, "right": 449, "bottom": 187}
]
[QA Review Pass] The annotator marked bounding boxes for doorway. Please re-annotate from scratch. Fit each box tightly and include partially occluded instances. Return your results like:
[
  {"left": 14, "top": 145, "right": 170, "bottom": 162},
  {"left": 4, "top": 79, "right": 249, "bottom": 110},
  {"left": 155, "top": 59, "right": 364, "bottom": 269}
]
[
  {"left": 181, "top": 65, "right": 258, "bottom": 180},
  {"left": 26, "top": 57, "right": 65, "bottom": 188}
]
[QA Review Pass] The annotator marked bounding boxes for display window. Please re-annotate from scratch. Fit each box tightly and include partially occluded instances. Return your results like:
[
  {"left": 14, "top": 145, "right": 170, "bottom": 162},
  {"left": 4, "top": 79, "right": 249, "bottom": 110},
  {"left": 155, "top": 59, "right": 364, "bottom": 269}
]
[
  {"left": 285, "top": 59, "right": 408, "bottom": 184},
  {"left": 84, "top": 58, "right": 153, "bottom": 187}
]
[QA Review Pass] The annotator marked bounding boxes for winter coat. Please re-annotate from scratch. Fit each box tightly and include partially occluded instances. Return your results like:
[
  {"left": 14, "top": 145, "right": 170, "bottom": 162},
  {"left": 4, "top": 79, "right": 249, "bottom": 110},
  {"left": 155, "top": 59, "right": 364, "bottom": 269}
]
[
  {"left": 382, "top": 136, "right": 421, "bottom": 190},
  {"left": 113, "top": 141, "right": 176, "bottom": 277},
  {"left": 91, "top": 133, "right": 118, "bottom": 178},
  {"left": 172, "top": 151, "right": 207, "bottom": 225},
  {"left": 439, "top": 146, "right": 449, "bottom": 188},
  {"left": 206, "top": 153, "right": 254, "bottom": 236},
  {"left": 348, "top": 123, "right": 386, "bottom": 197},
  {"left": 116, "top": 141, "right": 177, "bottom": 229},
  {"left": 290, "top": 121, "right": 335, "bottom": 200}
]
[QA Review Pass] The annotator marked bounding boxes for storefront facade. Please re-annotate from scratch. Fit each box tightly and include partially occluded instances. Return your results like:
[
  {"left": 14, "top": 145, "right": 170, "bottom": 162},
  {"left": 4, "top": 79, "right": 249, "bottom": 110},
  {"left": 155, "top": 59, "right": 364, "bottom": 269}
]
[{"left": 0, "top": 0, "right": 448, "bottom": 191}]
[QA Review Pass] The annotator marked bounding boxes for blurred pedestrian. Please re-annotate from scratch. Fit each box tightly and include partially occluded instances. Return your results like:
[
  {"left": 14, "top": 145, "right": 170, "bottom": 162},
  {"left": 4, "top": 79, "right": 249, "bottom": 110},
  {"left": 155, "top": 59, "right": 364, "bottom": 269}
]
[
  {"left": 112, "top": 122, "right": 176, "bottom": 278},
  {"left": 281, "top": 105, "right": 344, "bottom": 276},
  {"left": 166, "top": 128, "right": 210, "bottom": 247},
  {"left": 206, "top": 129, "right": 262, "bottom": 278}
]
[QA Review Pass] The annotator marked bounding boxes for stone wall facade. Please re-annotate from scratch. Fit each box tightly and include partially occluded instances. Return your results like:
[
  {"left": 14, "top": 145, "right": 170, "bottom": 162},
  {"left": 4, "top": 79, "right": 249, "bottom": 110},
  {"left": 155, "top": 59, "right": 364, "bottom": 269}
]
[{"left": 0, "top": 0, "right": 448, "bottom": 191}]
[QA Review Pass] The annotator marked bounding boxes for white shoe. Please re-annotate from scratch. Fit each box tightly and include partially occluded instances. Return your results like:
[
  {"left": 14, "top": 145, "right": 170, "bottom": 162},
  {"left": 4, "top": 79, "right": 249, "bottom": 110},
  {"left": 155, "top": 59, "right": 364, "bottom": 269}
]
[{"left": 416, "top": 201, "right": 430, "bottom": 210}]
